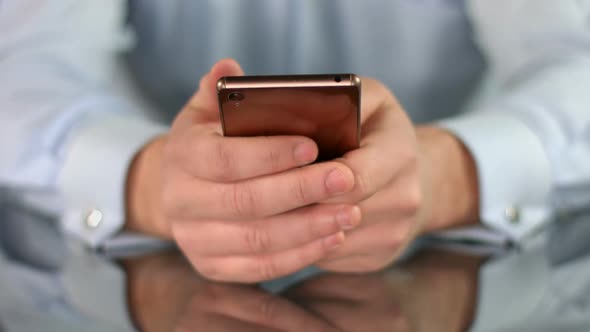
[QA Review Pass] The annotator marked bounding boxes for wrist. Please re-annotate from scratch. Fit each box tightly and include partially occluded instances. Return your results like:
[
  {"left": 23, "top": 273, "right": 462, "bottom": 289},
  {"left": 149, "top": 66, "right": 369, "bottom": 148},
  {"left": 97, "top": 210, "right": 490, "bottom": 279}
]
[
  {"left": 417, "top": 126, "right": 480, "bottom": 232},
  {"left": 125, "top": 135, "right": 171, "bottom": 238}
]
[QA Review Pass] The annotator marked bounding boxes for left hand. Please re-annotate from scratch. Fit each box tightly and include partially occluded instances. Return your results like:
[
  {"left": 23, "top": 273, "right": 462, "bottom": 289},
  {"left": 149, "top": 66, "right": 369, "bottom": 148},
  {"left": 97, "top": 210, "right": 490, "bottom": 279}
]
[{"left": 316, "top": 78, "right": 479, "bottom": 272}]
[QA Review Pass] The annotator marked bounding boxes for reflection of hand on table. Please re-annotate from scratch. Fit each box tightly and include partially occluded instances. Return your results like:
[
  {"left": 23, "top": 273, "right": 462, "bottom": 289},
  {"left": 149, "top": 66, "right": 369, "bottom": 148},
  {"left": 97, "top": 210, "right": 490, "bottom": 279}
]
[
  {"left": 285, "top": 250, "right": 484, "bottom": 332},
  {"left": 123, "top": 251, "right": 338, "bottom": 332}
]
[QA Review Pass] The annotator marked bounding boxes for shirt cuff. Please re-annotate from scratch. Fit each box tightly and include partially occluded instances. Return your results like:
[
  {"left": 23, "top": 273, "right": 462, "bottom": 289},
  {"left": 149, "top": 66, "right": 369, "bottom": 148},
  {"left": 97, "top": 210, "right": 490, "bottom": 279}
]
[
  {"left": 438, "top": 111, "right": 552, "bottom": 244},
  {"left": 58, "top": 112, "right": 167, "bottom": 248}
]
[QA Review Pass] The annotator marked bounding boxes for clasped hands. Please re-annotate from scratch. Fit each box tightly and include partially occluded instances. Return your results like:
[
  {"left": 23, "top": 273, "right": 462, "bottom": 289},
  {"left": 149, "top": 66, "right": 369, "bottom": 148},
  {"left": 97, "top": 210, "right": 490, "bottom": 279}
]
[{"left": 126, "top": 59, "right": 479, "bottom": 283}]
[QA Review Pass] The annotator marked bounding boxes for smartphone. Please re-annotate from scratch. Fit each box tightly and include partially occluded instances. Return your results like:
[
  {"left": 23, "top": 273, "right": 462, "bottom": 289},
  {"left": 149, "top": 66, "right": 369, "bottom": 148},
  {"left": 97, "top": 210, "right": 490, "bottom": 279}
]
[{"left": 217, "top": 74, "right": 361, "bottom": 161}]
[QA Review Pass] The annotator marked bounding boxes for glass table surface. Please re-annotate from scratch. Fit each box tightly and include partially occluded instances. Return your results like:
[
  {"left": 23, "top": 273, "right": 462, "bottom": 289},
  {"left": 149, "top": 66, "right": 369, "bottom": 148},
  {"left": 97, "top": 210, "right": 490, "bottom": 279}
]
[{"left": 1, "top": 205, "right": 589, "bottom": 332}]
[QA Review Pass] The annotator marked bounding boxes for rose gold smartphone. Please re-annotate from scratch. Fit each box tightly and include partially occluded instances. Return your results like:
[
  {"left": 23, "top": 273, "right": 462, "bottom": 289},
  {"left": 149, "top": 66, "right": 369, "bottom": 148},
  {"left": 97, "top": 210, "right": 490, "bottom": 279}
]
[{"left": 217, "top": 74, "right": 361, "bottom": 161}]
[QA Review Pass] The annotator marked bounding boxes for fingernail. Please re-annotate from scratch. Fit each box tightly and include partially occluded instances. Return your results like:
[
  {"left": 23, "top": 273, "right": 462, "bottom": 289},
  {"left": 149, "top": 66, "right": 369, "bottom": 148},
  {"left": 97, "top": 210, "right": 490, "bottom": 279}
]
[
  {"left": 323, "top": 232, "right": 345, "bottom": 249},
  {"left": 293, "top": 142, "right": 316, "bottom": 164},
  {"left": 336, "top": 209, "right": 356, "bottom": 230},
  {"left": 325, "top": 168, "right": 352, "bottom": 195}
]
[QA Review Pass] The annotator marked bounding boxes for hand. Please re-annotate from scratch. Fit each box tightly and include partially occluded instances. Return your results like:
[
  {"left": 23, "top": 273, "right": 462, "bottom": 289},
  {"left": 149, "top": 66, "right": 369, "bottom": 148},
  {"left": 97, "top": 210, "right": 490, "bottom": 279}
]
[
  {"left": 285, "top": 250, "right": 483, "bottom": 332},
  {"left": 314, "top": 79, "right": 480, "bottom": 272},
  {"left": 125, "top": 59, "right": 363, "bottom": 282},
  {"left": 123, "top": 251, "right": 338, "bottom": 332}
]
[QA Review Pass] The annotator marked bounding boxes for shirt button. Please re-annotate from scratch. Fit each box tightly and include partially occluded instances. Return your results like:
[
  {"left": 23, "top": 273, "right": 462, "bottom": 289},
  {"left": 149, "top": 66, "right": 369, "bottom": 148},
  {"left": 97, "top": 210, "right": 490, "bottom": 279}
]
[
  {"left": 85, "top": 209, "right": 103, "bottom": 229},
  {"left": 504, "top": 206, "right": 521, "bottom": 224}
]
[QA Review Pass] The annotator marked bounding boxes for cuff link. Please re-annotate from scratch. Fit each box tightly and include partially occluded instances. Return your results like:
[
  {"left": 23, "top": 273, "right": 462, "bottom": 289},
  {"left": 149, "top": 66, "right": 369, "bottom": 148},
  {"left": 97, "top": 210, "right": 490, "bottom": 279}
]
[
  {"left": 504, "top": 205, "right": 521, "bottom": 224},
  {"left": 85, "top": 209, "right": 103, "bottom": 229}
]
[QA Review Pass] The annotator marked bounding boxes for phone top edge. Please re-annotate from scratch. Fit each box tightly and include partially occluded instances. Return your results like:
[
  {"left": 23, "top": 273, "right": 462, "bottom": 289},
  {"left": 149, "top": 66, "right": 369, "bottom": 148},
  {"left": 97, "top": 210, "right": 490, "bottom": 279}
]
[
  {"left": 216, "top": 77, "right": 227, "bottom": 92},
  {"left": 218, "top": 74, "right": 360, "bottom": 89},
  {"left": 351, "top": 74, "right": 362, "bottom": 88}
]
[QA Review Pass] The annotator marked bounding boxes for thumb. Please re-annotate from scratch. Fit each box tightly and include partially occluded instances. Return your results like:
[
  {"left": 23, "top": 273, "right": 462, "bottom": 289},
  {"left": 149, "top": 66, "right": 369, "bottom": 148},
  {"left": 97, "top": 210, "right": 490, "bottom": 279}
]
[{"left": 190, "top": 58, "right": 245, "bottom": 115}]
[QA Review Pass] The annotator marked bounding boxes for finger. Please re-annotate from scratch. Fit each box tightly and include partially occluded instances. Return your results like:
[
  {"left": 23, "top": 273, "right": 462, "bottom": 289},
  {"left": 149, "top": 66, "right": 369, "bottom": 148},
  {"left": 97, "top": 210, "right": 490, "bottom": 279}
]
[
  {"left": 176, "top": 204, "right": 361, "bottom": 256},
  {"left": 217, "top": 161, "right": 354, "bottom": 218},
  {"left": 328, "top": 123, "right": 405, "bottom": 204},
  {"left": 356, "top": 169, "right": 423, "bottom": 223},
  {"left": 180, "top": 133, "right": 318, "bottom": 181},
  {"left": 193, "top": 231, "right": 346, "bottom": 283},
  {"left": 205, "top": 284, "right": 337, "bottom": 332},
  {"left": 174, "top": 161, "right": 355, "bottom": 219},
  {"left": 325, "top": 78, "right": 416, "bottom": 204},
  {"left": 192, "top": 58, "right": 245, "bottom": 116},
  {"left": 316, "top": 217, "right": 416, "bottom": 271},
  {"left": 175, "top": 58, "right": 245, "bottom": 130}
]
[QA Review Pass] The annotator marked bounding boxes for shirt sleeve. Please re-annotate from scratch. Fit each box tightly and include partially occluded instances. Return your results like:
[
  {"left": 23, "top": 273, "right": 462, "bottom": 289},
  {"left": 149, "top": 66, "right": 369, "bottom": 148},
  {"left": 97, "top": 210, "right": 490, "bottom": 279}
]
[
  {"left": 437, "top": 0, "right": 590, "bottom": 244},
  {"left": 0, "top": 0, "right": 167, "bottom": 247}
]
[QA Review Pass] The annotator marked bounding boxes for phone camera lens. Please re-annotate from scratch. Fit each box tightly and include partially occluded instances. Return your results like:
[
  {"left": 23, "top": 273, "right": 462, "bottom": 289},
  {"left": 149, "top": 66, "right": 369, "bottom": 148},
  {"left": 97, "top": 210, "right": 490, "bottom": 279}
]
[
  {"left": 334, "top": 75, "right": 342, "bottom": 83},
  {"left": 228, "top": 92, "right": 245, "bottom": 102}
]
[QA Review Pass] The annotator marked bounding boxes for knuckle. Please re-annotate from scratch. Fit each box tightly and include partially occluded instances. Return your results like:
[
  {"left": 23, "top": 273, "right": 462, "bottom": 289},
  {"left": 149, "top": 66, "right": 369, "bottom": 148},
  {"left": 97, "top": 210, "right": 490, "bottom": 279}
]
[
  {"left": 227, "top": 182, "right": 258, "bottom": 217},
  {"left": 161, "top": 181, "right": 181, "bottom": 217},
  {"left": 354, "top": 171, "right": 374, "bottom": 199},
  {"left": 290, "top": 175, "right": 310, "bottom": 205},
  {"left": 244, "top": 225, "right": 272, "bottom": 253},
  {"left": 209, "top": 140, "right": 235, "bottom": 181},
  {"left": 258, "top": 257, "right": 280, "bottom": 281},
  {"left": 399, "top": 181, "right": 422, "bottom": 215},
  {"left": 262, "top": 137, "right": 283, "bottom": 170}
]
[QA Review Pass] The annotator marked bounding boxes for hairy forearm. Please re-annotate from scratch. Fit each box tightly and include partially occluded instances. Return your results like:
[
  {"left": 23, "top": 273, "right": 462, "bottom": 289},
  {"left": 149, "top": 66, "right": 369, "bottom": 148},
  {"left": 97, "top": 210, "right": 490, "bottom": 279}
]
[{"left": 417, "top": 126, "right": 480, "bottom": 233}]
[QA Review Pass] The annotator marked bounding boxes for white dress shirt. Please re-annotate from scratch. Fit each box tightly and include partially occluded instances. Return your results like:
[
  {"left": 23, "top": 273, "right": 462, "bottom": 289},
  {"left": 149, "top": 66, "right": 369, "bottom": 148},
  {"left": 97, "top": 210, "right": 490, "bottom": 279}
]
[{"left": 0, "top": 0, "right": 589, "bottom": 249}]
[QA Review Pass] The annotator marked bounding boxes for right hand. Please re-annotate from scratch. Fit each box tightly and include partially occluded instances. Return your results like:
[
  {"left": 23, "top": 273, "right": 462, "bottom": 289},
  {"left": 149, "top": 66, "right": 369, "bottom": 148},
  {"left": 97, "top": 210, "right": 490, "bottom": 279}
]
[{"left": 126, "top": 59, "right": 362, "bottom": 283}]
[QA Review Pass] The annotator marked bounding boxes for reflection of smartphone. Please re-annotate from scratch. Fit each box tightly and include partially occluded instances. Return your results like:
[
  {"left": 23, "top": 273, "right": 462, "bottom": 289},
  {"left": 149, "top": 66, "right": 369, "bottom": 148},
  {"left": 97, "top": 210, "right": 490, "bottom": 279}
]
[{"left": 217, "top": 74, "right": 361, "bottom": 161}]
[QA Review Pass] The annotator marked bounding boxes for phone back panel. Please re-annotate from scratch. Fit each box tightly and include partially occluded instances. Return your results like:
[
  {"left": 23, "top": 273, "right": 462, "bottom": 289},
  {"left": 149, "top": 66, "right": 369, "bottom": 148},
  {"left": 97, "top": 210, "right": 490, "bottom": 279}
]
[{"left": 217, "top": 74, "right": 361, "bottom": 161}]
